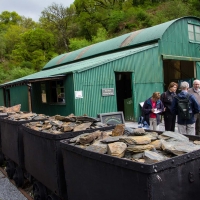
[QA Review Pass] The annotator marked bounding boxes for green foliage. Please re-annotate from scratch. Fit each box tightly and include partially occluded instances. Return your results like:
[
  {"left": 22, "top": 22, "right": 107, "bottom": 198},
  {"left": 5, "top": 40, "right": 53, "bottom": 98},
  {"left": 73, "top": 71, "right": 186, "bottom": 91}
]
[
  {"left": 92, "top": 28, "right": 108, "bottom": 43},
  {"left": 69, "top": 38, "right": 91, "bottom": 51},
  {"left": 8, "top": 66, "right": 36, "bottom": 80}
]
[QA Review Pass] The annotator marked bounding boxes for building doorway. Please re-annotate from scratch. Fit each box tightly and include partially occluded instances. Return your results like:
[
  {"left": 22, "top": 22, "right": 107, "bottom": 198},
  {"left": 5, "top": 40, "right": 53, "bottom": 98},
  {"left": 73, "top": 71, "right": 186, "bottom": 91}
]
[
  {"left": 4, "top": 88, "right": 10, "bottom": 107},
  {"left": 163, "top": 60, "right": 195, "bottom": 92},
  {"left": 115, "top": 72, "right": 133, "bottom": 121}
]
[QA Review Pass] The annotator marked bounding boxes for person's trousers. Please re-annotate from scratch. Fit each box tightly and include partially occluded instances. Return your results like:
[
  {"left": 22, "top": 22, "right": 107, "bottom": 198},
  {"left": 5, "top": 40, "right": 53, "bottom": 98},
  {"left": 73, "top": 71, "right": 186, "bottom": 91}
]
[
  {"left": 163, "top": 112, "right": 176, "bottom": 132},
  {"left": 178, "top": 123, "right": 195, "bottom": 135},
  {"left": 194, "top": 113, "right": 200, "bottom": 135},
  {"left": 149, "top": 118, "right": 159, "bottom": 131}
]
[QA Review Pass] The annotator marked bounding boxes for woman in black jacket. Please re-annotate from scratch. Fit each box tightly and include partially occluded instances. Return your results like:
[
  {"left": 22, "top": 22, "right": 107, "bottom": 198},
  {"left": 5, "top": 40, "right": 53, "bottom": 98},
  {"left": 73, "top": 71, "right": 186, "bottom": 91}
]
[{"left": 160, "top": 82, "right": 178, "bottom": 131}]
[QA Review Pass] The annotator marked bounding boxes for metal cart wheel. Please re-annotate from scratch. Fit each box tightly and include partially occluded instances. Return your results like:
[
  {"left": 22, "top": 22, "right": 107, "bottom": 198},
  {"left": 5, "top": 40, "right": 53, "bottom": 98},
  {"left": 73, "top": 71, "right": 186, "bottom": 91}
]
[
  {"left": 33, "top": 181, "right": 47, "bottom": 200},
  {"left": 6, "top": 160, "right": 16, "bottom": 179},
  {"left": 13, "top": 166, "right": 24, "bottom": 187}
]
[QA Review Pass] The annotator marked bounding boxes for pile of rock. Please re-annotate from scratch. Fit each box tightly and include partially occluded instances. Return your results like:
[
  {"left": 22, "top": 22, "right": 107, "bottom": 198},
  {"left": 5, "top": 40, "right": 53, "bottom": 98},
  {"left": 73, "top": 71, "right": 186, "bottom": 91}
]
[
  {"left": 24, "top": 114, "right": 110, "bottom": 134},
  {"left": 0, "top": 104, "right": 21, "bottom": 113},
  {"left": 68, "top": 124, "right": 200, "bottom": 164},
  {"left": 4, "top": 112, "right": 47, "bottom": 121}
]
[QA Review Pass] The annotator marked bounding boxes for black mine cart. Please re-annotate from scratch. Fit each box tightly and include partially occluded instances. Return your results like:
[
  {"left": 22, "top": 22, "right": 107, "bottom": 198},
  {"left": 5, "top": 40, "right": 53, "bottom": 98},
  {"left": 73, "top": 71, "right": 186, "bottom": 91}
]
[
  {"left": 21, "top": 124, "right": 114, "bottom": 200},
  {"left": 0, "top": 113, "right": 8, "bottom": 165},
  {"left": 60, "top": 134, "right": 200, "bottom": 200},
  {"left": 0, "top": 116, "right": 46, "bottom": 187}
]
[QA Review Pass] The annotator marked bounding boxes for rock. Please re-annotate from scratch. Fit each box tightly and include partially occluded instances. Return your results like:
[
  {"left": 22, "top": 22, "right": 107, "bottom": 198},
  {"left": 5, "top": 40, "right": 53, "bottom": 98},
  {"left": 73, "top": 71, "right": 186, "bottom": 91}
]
[
  {"left": 150, "top": 140, "right": 162, "bottom": 150},
  {"left": 132, "top": 128, "right": 146, "bottom": 136},
  {"left": 124, "top": 126, "right": 134, "bottom": 135},
  {"left": 134, "top": 159, "right": 145, "bottom": 163},
  {"left": 50, "top": 130, "right": 63, "bottom": 134},
  {"left": 61, "top": 125, "right": 74, "bottom": 132},
  {"left": 145, "top": 132, "right": 158, "bottom": 141},
  {"left": 107, "top": 142, "right": 127, "bottom": 158},
  {"left": 144, "top": 150, "right": 167, "bottom": 163},
  {"left": 101, "top": 136, "right": 120, "bottom": 144},
  {"left": 33, "top": 114, "right": 47, "bottom": 120},
  {"left": 162, "top": 131, "right": 189, "bottom": 142},
  {"left": 50, "top": 120, "right": 63, "bottom": 126},
  {"left": 73, "top": 122, "right": 92, "bottom": 132},
  {"left": 55, "top": 114, "right": 76, "bottom": 122},
  {"left": 76, "top": 116, "right": 99, "bottom": 122},
  {"left": 119, "top": 136, "right": 151, "bottom": 145},
  {"left": 161, "top": 139, "right": 200, "bottom": 156},
  {"left": 69, "top": 133, "right": 91, "bottom": 143},
  {"left": 112, "top": 124, "right": 125, "bottom": 136},
  {"left": 131, "top": 152, "right": 144, "bottom": 160},
  {"left": 85, "top": 140, "right": 107, "bottom": 154},
  {"left": 126, "top": 144, "right": 155, "bottom": 153},
  {"left": 79, "top": 130, "right": 102, "bottom": 145},
  {"left": 3, "top": 104, "right": 21, "bottom": 113},
  {"left": 41, "top": 123, "right": 52, "bottom": 130},
  {"left": 194, "top": 140, "right": 200, "bottom": 145},
  {"left": 158, "top": 135, "right": 170, "bottom": 140}
]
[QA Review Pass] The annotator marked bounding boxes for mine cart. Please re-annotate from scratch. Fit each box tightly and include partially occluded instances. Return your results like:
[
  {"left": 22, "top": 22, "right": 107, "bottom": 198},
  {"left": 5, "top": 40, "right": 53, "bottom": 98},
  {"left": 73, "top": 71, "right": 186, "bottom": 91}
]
[
  {"left": 60, "top": 130, "right": 200, "bottom": 200},
  {"left": 0, "top": 113, "right": 46, "bottom": 187},
  {"left": 0, "top": 113, "right": 8, "bottom": 165},
  {"left": 21, "top": 121, "right": 114, "bottom": 200}
]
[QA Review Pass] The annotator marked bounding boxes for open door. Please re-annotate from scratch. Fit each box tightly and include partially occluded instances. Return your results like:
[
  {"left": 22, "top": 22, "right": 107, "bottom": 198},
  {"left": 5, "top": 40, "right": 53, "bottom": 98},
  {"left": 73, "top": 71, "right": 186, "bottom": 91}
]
[
  {"left": 115, "top": 72, "right": 134, "bottom": 121},
  {"left": 4, "top": 88, "right": 10, "bottom": 107},
  {"left": 163, "top": 60, "right": 195, "bottom": 92}
]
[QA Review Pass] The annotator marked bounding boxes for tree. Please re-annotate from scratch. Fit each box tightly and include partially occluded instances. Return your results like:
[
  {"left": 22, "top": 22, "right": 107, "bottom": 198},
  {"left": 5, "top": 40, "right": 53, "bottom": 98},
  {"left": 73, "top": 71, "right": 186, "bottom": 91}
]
[
  {"left": 11, "top": 28, "right": 56, "bottom": 70},
  {"left": 4, "top": 25, "right": 26, "bottom": 59},
  {"left": 39, "top": 3, "right": 77, "bottom": 53}
]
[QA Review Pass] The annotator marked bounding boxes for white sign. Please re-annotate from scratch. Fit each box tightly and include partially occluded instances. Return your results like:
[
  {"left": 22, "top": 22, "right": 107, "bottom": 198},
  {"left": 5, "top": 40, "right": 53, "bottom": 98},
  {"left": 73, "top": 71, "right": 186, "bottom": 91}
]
[{"left": 75, "top": 91, "right": 83, "bottom": 99}]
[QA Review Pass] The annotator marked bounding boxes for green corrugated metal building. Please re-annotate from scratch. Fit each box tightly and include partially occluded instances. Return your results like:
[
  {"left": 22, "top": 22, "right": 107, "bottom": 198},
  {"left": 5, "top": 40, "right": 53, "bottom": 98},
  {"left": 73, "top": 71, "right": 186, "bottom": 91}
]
[{"left": 1, "top": 16, "right": 200, "bottom": 121}]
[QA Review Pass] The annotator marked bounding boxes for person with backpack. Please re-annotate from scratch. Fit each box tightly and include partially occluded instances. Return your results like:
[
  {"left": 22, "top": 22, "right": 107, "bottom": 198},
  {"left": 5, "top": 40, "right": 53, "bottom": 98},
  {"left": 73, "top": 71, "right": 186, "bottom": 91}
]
[
  {"left": 188, "top": 79, "right": 200, "bottom": 135},
  {"left": 171, "top": 81, "right": 200, "bottom": 135},
  {"left": 160, "top": 82, "right": 178, "bottom": 131},
  {"left": 142, "top": 92, "right": 164, "bottom": 131}
]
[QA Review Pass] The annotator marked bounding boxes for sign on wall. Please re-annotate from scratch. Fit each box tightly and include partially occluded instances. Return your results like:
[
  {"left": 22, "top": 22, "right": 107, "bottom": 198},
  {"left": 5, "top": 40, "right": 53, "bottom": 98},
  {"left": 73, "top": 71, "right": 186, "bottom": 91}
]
[
  {"left": 75, "top": 91, "right": 83, "bottom": 99},
  {"left": 102, "top": 88, "right": 114, "bottom": 96}
]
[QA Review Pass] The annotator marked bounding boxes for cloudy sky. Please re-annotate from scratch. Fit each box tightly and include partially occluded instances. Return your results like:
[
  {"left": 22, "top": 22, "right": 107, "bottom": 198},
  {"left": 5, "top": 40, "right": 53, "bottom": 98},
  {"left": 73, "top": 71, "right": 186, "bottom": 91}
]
[{"left": 0, "top": 0, "right": 75, "bottom": 22}]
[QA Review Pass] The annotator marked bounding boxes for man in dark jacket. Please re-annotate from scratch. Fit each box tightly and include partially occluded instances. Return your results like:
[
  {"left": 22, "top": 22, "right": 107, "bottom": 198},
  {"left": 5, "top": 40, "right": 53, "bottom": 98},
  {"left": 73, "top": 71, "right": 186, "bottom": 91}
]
[{"left": 171, "top": 81, "right": 200, "bottom": 135}]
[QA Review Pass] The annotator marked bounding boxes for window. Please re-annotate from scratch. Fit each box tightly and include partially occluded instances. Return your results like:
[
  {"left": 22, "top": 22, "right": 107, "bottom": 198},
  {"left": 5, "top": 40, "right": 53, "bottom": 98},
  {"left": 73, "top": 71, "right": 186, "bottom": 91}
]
[
  {"left": 50, "top": 80, "right": 65, "bottom": 103},
  {"left": 41, "top": 83, "right": 47, "bottom": 103},
  {"left": 188, "top": 24, "right": 200, "bottom": 42}
]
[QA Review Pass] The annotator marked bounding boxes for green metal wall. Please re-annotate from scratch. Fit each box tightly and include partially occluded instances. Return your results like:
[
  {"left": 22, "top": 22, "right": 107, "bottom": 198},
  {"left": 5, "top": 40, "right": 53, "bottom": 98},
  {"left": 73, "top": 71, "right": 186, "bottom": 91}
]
[
  {"left": 31, "top": 73, "right": 75, "bottom": 116},
  {"left": 74, "top": 45, "right": 163, "bottom": 119},
  {"left": 10, "top": 85, "right": 29, "bottom": 111},
  {"left": 160, "top": 18, "right": 200, "bottom": 58},
  {"left": 0, "top": 88, "right": 4, "bottom": 106}
]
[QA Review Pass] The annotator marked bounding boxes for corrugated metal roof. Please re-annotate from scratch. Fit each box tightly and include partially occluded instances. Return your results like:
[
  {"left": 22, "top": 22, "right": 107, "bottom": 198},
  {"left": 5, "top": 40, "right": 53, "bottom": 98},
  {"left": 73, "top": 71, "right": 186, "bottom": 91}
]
[
  {"left": 43, "top": 17, "right": 187, "bottom": 70},
  {"left": 1, "top": 43, "right": 158, "bottom": 87}
]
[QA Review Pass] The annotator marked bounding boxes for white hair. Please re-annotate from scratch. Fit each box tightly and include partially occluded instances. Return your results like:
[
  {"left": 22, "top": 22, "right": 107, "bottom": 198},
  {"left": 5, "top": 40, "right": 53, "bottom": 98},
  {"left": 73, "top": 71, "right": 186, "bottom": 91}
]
[
  {"left": 180, "top": 81, "right": 189, "bottom": 89},
  {"left": 193, "top": 79, "right": 200, "bottom": 84}
]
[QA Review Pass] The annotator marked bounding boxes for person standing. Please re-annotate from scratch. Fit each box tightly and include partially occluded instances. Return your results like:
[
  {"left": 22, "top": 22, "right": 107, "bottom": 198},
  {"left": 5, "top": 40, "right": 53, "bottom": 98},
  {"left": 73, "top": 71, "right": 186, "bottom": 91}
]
[
  {"left": 171, "top": 81, "right": 200, "bottom": 135},
  {"left": 142, "top": 92, "right": 164, "bottom": 131},
  {"left": 160, "top": 82, "right": 178, "bottom": 131},
  {"left": 188, "top": 80, "right": 200, "bottom": 135}
]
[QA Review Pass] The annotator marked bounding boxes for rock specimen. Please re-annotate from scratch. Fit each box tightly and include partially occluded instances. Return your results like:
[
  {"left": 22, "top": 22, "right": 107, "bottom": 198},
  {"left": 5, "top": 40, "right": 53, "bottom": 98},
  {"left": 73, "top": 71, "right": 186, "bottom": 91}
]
[{"left": 107, "top": 142, "right": 127, "bottom": 158}]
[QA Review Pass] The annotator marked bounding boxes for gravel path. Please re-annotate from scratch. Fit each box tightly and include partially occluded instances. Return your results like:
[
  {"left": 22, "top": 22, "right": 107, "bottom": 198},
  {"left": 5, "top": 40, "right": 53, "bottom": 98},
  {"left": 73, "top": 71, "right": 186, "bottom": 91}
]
[{"left": 0, "top": 171, "right": 27, "bottom": 200}]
